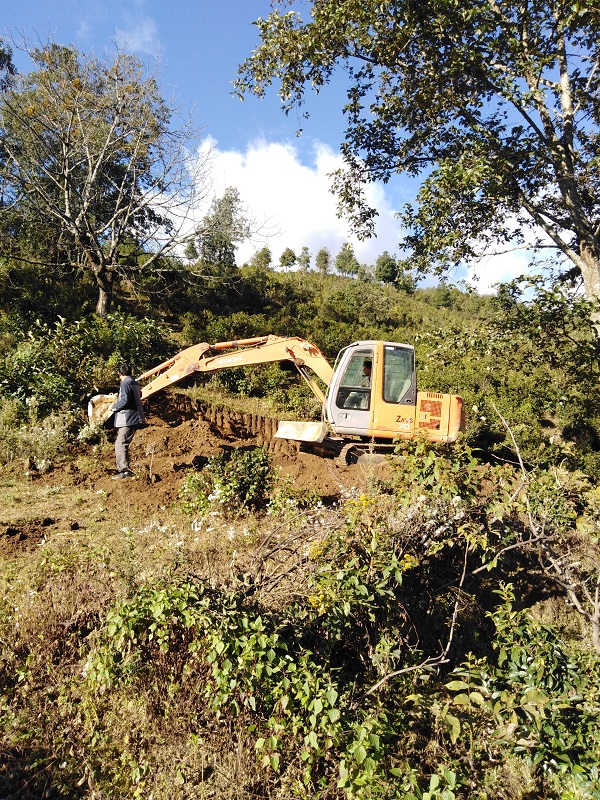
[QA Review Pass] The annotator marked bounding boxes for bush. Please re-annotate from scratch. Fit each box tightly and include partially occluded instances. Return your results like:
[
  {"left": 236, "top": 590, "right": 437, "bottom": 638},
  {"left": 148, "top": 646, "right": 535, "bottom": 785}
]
[
  {"left": 179, "top": 447, "right": 274, "bottom": 516},
  {"left": 207, "top": 361, "right": 320, "bottom": 417},
  {"left": 0, "top": 313, "right": 173, "bottom": 417},
  {"left": 0, "top": 399, "right": 82, "bottom": 466},
  {"left": 444, "top": 585, "right": 600, "bottom": 791}
]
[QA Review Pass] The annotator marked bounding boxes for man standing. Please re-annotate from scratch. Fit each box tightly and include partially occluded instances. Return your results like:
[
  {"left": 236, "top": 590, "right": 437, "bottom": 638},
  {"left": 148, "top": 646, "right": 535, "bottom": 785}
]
[{"left": 111, "top": 363, "right": 146, "bottom": 479}]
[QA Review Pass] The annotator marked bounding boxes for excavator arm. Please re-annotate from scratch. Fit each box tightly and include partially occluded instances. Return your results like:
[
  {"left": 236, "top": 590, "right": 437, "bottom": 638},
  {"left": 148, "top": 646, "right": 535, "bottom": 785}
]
[
  {"left": 136, "top": 335, "right": 333, "bottom": 403},
  {"left": 88, "top": 335, "right": 334, "bottom": 426}
]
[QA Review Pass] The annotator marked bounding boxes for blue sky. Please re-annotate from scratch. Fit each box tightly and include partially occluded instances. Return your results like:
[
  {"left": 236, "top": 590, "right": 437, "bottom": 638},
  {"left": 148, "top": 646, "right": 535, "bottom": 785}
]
[
  {"left": 4, "top": 2, "right": 308, "bottom": 147},
  {"left": 2, "top": 1, "right": 356, "bottom": 167},
  {"left": 2, "top": 0, "right": 530, "bottom": 288}
]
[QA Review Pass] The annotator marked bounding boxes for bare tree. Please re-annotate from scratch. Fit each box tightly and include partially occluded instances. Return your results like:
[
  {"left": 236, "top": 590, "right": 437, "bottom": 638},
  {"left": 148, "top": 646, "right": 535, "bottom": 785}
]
[{"left": 0, "top": 42, "right": 211, "bottom": 315}]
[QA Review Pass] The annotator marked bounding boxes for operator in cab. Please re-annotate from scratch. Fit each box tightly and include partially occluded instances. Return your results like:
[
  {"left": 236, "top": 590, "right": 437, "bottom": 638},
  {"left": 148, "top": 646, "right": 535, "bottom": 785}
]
[{"left": 360, "top": 359, "right": 372, "bottom": 388}]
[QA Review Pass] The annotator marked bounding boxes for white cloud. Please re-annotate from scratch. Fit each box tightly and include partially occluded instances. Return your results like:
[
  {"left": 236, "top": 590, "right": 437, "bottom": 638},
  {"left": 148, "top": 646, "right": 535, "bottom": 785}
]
[
  {"left": 194, "top": 137, "right": 545, "bottom": 291},
  {"left": 462, "top": 214, "right": 555, "bottom": 293},
  {"left": 116, "top": 15, "right": 159, "bottom": 55},
  {"left": 465, "top": 250, "right": 534, "bottom": 294},
  {"left": 200, "top": 136, "right": 403, "bottom": 269}
]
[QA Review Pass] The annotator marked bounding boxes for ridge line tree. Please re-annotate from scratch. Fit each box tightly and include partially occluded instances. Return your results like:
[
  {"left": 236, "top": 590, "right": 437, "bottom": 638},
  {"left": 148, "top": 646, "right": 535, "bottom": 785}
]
[
  {"left": 248, "top": 245, "right": 273, "bottom": 271},
  {"left": 334, "top": 240, "right": 360, "bottom": 277},
  {"left": 298, "top": 245, "right": 311, "bottom": 271},
  {"left": 188, "top": 187, "right": 252, "bottom": 278},
  {"left": 279, "top": 246, "right": 297, "bottom": 271},
  {"left": 315, "top": 245, "right": 331, "bottom": 275}
]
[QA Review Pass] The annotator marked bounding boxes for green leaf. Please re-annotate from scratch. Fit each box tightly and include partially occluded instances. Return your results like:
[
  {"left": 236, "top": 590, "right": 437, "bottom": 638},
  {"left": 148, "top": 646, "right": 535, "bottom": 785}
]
[
  {"left": 445, "top": 680, "right": 469, "bottom": 691},
  {"left": 354, "top": 744, "right": 367, "bottom": 764},
  {"left": 445, "top": 714, "right": 461, "bottom": 743},
  {"left": 521, "top": 688, "right": 548, "bottom": 706},
  {"left": 452, "top": 693, "right": 471, "bottom": 706}
]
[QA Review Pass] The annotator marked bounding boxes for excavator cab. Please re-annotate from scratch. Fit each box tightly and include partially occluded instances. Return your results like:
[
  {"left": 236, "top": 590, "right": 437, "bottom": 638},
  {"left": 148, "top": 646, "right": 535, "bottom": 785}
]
[{"left": 326, "top": 341, "right": 418, "bottom": 439}]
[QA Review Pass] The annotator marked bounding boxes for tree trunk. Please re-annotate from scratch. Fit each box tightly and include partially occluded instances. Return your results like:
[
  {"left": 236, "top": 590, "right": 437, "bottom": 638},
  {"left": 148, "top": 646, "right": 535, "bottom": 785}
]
[
  {"left": 578, "top": 245, "right": 600, "bottom": 305},
  {"left": 592, "top": 609, "right": 600, "bottom": 657},
  {"left": 576, "top": 245, "right": 600, "bottom": 334},
  {"left": 95, "top": 269, "right": 113, "bottom": 317}
]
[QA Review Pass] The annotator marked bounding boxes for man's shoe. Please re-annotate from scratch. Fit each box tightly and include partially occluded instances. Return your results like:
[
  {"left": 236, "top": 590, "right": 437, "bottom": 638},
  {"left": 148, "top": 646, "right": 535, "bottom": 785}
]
[{"left": 112, "top": 470, "right": 134, "bottom": 480}]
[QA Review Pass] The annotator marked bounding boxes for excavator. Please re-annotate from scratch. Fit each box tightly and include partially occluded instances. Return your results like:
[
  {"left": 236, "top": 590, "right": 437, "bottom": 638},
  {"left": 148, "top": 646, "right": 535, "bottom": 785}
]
[{"left": 88, "top": 335, "right": 464, "bottom": 463}]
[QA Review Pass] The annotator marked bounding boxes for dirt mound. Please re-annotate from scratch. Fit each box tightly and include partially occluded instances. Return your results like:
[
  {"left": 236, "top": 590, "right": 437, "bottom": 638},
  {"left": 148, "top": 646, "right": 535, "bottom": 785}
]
[
  {"left": 103, "top": 398, "right": 364, "bottom": 512},
  {"left": 0, "top": 518, "right": 52, "bottom": 555},
  {"left": 1, "top": 398, "right": 374, "bottom": 536}
]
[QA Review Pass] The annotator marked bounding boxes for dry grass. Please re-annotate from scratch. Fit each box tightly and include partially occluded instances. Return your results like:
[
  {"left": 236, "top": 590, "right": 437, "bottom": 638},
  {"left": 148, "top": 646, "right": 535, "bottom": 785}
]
[{"left": 0, "top": 470, "right": 344, "bottom": 799}]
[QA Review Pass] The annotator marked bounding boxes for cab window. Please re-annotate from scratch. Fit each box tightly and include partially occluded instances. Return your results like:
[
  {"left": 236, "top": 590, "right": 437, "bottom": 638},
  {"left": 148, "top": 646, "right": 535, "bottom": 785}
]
[
  {"left": 383, "top": 346, "right": 414, "bottom": 403},
  {"left": 336, "top": 351, "right": 373, "bottom": 411}
]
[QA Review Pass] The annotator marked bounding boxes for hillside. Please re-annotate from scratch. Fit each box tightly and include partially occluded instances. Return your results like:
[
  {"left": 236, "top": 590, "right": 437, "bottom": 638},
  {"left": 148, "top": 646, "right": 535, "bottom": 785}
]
[
  {"left": 1, "top": 270, "right": 600, "bottom": 799},
  {"left": 3, "top": 22, "right": 600, "bottom": 796},
  {"left": 2, "top": 388, "right": 600, "bottom": 799},
  {"left": 1, "top": 395, "right": 368, "bottom": 554}
]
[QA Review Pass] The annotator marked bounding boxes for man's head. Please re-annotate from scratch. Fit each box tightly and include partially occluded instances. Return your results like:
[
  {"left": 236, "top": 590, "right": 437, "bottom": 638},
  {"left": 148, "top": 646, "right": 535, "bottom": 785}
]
[
  {"left": 363, "top": 359, "right": 372, "bottom": 375},
  {"left": 118, "top": 363, "right": 132, "bottom": 377}
]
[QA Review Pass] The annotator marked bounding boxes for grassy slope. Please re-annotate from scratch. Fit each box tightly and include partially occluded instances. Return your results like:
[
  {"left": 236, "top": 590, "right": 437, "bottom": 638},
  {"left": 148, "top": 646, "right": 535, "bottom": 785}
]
[{"left": 1, "top": 270, "right": 600, "bottom": 798}]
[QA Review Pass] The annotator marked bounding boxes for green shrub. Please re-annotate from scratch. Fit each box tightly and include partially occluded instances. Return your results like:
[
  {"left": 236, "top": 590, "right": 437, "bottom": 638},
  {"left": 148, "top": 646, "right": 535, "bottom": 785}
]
[
  {"left": 0, "top": 396, "right": 27, "bottom": 428},
  {"left": 267, "top": 475, "right": 322, "bottom": 520},
  {"left": 0, "top": 313, "right": 173, "bottom": 417},
  {"left": 179, "top": 446, "right": 274, "bottom": 516},
  {"left": 444, "top": 585, "right": 600, "bottom": 790},
  {"left": 204, "top": 361, "right": 321, "bottom": 417}
]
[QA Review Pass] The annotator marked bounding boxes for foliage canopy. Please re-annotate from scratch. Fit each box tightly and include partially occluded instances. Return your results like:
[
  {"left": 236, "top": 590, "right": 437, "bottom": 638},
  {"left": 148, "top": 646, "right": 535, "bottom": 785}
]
[{"left": 237, "top": 0, "right": 600, "bottom": 300}]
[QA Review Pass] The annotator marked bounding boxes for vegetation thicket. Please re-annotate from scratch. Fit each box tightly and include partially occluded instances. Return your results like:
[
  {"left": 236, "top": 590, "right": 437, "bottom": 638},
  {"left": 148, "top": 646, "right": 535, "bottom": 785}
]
[{"left": 2, "top": 25, "right": 600, "bottom": 800}]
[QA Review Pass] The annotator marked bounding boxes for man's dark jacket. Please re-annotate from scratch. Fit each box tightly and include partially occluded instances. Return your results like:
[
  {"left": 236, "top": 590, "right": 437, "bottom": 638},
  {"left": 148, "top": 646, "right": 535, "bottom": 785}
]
[{"left": 111, "top": 376, "right": 146, "bottom": 427}]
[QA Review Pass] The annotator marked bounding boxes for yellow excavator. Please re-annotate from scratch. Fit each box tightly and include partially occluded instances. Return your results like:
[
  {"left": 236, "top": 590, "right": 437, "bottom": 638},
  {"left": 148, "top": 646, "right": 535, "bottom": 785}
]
[{"left": 88, "top": 335, "right": 464, "bottom": 462}]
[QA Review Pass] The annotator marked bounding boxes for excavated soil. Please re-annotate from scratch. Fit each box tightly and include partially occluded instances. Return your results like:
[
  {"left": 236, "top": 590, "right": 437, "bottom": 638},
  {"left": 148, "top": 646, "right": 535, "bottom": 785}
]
[
  {"left": 0, "top": 395, "right": 378, "bottom": 555},
  {"left": 110, "top": 393, "right": 367, "bottom": 508}
]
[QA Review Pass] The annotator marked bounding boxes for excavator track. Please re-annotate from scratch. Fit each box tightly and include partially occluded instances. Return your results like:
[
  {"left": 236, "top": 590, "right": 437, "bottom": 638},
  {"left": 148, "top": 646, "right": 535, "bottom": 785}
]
[{"left": 337, "top": 442, "right": 396, "bottom": 466}]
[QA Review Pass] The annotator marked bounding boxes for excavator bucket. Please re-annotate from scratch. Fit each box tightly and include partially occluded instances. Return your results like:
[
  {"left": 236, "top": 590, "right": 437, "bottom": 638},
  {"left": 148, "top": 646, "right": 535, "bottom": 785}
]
[
  {"left": 88, "top": 393, "right": 117, "bottom": 426},
  {"left": 274, "top": 420, "right": 327, "bottom": 443}
]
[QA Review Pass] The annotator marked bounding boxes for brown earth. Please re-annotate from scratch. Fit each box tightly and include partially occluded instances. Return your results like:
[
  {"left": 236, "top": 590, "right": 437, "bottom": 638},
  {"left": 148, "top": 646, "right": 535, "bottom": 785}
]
[{"left": 0, "top": 395, "right": 378, "bottom": 556}]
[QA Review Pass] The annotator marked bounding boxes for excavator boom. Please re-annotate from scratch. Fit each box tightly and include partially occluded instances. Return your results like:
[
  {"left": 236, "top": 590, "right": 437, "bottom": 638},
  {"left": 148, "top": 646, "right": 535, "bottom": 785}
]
[{"left": 135, "top": 335, "right": 333, "bottom": 404}]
